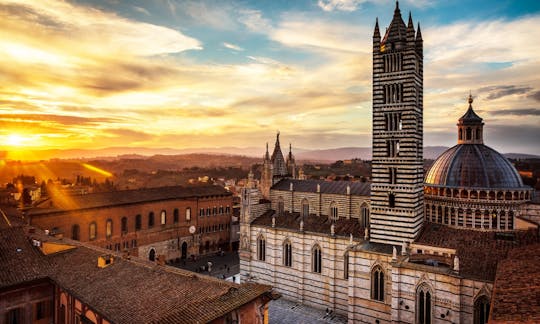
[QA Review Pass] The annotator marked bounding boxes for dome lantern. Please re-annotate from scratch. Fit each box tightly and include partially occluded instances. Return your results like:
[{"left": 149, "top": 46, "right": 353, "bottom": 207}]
[{"left": 457, "top": 94, "right": 484, "bottom": 144}]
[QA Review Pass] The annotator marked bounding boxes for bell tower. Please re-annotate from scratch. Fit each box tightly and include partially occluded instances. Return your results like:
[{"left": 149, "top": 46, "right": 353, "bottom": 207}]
[{"left": 370, "top": 1, "right": 424, "bottom": 245}]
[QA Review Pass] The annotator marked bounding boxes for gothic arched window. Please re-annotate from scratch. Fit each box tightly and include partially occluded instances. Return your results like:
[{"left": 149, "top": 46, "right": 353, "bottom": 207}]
[
  {"left": 302, "top": 199, "right": 309, "bottom": 217},
  {"left": 371, "top": 265, "right": 384, "bottom": 301},
  {"left": 330, "top": 202, "right": 338, "bottom": 220},
  {"left": 474, "top": 295, "right": 490, "bottom": 324},
  {"left": 361, "top": 203, "right": 370, "bottom": 228},
  {"left": 389, "top": 193, "right": 396, "bottom": 208},
  {"left": 312, "top": 245, "right": 322, "bottom": 273},
  {"left": 185, "top": 208, "right": 191, "bottom": 222},
  {"left": 277, "top": 197, "right": 284, "bottom": 216},
  {"left": 160, "top": 210, "right": 166, "bottom": 225},
  {"left": 257, "top": 235, "right": 266, "bottom": 261},
  {"left": 283, "top": 240, "right": 292, "bottom": 267},
  {"left": 417, "top": 284, "right": 432, "bottom": 324}
]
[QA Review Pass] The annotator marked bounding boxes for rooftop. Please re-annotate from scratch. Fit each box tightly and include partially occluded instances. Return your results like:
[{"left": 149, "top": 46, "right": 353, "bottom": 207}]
[
  {"left": 0, "top": 225, "right": 273, "bottom": 324},
  {"left": 28, "top": 185, "right": 231, "bottom": 215},
  {"left": 490, "top": 243, "right": 540, "bottom": 323},
  {"left": 414, "top": 223, "right": 539, "bottom": 281},
  {"left": 252, "top": 210, "right": 365, "bottom": 239},
  {"left": 272, "top": 179, "right": 370, "bottom": 196}
]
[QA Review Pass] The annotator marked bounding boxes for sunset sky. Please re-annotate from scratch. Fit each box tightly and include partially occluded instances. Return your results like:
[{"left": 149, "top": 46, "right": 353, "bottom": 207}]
[{"left": 0, "top": 0, "right": 539, "bottom": 158}]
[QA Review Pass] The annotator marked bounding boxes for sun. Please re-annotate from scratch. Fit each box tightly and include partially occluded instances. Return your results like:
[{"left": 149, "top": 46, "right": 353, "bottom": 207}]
[{"left": 6, "top": 134, "right": 25, "bottom": 147}]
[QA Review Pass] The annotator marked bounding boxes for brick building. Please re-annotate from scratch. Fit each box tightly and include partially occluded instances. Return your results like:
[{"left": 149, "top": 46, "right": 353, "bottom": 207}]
[
  {"left": 0, "top": 224, "right": 276, "bottom": 324},
  {"left": 27, "top": 185, "right": 233, "bottom": 263}
]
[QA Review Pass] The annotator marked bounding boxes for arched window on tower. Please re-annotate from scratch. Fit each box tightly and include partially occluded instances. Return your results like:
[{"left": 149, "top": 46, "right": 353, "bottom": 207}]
[
  {"left": 283, "top": 239, "right": 292, "bottom": 267},
  {"left": 476, "top": 128, "right": 481, "bottom": 141},
  {"left": 371, "top": 265, "right": 384, "bottom": 301},
  {"left": 466, "top": 127, "right": 472, "bottom": 140},
  {"left": 312, "top": 244, "right": 322, "bottom": 273},
  {"left": 257, "top": 235, "right": 266, "bottom": 261},
  {"left": 459, "top": 128, "right": 463, "bottom": 140},
  {"left": 474, "top": 295, "right": 490, "bottom": 324},
  {"left": 417, "top": 284, "right": 432, "bottom": 324}
]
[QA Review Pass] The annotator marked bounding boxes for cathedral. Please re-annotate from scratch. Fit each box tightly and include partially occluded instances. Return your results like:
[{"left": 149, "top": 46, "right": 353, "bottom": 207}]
[{"left": 240, "top": 2, "right": 539, "bottom": 323}]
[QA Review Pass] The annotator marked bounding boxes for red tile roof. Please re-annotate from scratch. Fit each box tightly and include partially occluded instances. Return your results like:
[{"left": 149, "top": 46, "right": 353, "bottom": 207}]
[
  {"left": 0, "top": 226, "right": 273, "bottom": 324},
  {"left": 415, "top": 223, "right": 539, "bottom": 281},
  {"left": 490, "top": 243, "right": 540, "bottom": 323}
]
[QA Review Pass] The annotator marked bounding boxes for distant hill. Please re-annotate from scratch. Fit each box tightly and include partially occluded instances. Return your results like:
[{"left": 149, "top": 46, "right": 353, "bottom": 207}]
[{"left": 5, "top": 146, "right": 538, "bottom": 162}]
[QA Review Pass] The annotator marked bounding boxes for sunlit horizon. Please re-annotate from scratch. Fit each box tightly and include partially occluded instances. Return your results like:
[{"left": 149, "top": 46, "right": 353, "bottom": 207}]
[{"left": 1, "top": 0, "right": 539, "bottom": 158}]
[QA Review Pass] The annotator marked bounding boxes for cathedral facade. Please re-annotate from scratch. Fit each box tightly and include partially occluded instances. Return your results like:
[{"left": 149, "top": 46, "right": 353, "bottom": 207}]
[{"left": 240, "top": 2, "right": 538, "bottom": 324}]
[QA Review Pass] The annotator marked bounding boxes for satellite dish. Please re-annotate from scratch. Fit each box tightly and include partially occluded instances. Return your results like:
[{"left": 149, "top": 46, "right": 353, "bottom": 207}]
[{"left": 189, "top": 225, "right": 196, "bottom": 234}]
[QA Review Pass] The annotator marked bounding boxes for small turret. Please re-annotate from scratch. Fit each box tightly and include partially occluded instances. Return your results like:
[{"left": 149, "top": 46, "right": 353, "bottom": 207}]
[
  {"left": 406, "top": 12, "right": 415, "bottom": 44},
  {"left": 457, "top": 93, "right": 484, "bottom": 145},
  {"left": 416, "top": 23, "right": 423, "bottom": 54}
]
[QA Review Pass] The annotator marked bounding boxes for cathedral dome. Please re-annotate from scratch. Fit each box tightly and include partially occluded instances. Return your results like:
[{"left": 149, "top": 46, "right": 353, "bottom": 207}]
[{"left": 425, "top": 144, "right": 525, "bottom": 189}]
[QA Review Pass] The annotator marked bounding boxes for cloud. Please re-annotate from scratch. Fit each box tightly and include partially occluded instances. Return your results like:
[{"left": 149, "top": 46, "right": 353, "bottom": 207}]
[
  {"left": 270, "top": 14, "right": 369, "bottom": 53},
  {"left": 133, "top": 6, "right": 150, "bottom": 16},
  {"left": 317, "top": 0, "right": 365, "bottom": 12},
  {"left": 479, "top": 85, "right": 533, "bottom": 100},
  {"left": 223, "top": 42, "right": 244, "bottom": 51},
  {"left": 528, "top": 90, "right": 540, "bottom": 102},
  {"left": 490, "top": 108, "right": 540, "bottom": 116},
  {"left": 238, "top": 9, "right": 272, "bottom": 33}
]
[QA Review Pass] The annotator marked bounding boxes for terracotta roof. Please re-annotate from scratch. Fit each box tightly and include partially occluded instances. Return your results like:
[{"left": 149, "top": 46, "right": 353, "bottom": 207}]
[
  {"left": 252, "top": 210, "right": 366, "bottom": 239},
  {"left": 272, "top": 179, "right": 370, "bottom": 196},
  {"left": 490, "top": 243, "right": 540, "bottom": 323},
  {"left": 29, "top": 185, "right": 231, "bottom": 215},
  {"left": 0, "top": 226, "right": 273, "bottom": 324},
  {"left": 415, "top": 223, "right": 539, "bottom": 281}
]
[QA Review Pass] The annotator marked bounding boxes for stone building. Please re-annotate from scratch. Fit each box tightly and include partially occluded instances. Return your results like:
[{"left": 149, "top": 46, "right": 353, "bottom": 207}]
[
  {"left": 239, "top": 2, "right": 539, "bottom": 323},
  {"left": 260, "top": 132, "right": 297, "bottom": 199},
  {"left": 27, "top": 185, "right": 233, "bottom": 263},
  {"left": 0, "top": 223, "right": 275, "bottom": 324}
]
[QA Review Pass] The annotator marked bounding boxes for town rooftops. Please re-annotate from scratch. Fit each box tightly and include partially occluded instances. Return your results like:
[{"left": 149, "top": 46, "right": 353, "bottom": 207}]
[
  {"left": 271, "top": 179, "right": 370, "bottom": 196},
  {"left": 28, "top": 185, "right": 231, "bottom": 215},
  {"left": 490, "top": 243, "right": 540, "bottom": 323},
  {"left": 414, "top": 223, "right": 539, "bottom": 281},
  {"left": 0, "top": 225, "right": 273, "bottom": 324}
]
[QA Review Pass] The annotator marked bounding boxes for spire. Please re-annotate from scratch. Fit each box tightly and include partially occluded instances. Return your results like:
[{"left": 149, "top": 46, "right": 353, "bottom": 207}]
[
  {"left": 264, "top": 142, "right": 270, "bottom": 161},
  {"left": 407, "top": 11, "right": 415, "bottom": 43},
  {"left": 373, "top": 17, "right": 380, "bottom": 39},
  {"left": 381, "top": 0, "right": 407, "bottom": 46},
  {"left": 416, "top": 23, "right": 423, "bottom": 41}
]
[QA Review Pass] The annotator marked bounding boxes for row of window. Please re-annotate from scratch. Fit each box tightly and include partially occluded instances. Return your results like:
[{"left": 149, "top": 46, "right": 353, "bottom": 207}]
[
  {"left": 255, "top": 238, "right": 490, "bottom": 324},
  {"left": 105, "top": 239, "right": 137, "bottom": 251},
  {"left": 5, "top": 300, "right": 53, "bottom": 323},
  {"left": 198, "top": 223, "right": 230, "bottom": 234},
  {"left": 72, "top": 207, "right": 200, "bottom": 241},
  {"left": 198, "top": 206, "right": 231, "bottom": 217},
  {"left": 276, "top": 198, "right": 370, "bottom": 225}
]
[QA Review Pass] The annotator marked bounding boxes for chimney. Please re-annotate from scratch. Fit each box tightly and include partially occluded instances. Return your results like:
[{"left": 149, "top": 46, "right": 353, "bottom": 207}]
[{"left": 98, "top": 255, "right": 114, "bottom": 268}]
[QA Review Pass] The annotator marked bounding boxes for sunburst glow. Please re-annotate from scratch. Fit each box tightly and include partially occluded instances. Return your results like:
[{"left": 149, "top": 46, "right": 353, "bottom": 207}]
[{"left": 6, "top": 134, "right": 25, "bottom": 147}]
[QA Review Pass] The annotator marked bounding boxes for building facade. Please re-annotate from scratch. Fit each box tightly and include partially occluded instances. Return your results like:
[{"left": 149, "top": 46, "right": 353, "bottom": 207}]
[
  {"left": 239, "top": 2, "right": 538, "bottom": 324},
  {"left": 28, "top": 185, "right": 233, "bottom": 263}
]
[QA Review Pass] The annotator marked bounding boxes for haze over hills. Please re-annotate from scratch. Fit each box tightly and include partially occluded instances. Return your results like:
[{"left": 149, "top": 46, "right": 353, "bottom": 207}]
[{"left": 2, "top": 146, "right": 538, "bottom": 162}]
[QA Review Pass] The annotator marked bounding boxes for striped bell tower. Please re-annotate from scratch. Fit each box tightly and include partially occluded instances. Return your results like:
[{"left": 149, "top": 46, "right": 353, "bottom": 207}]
[{"left": 370, "top": 1, "right": 424, "bottom": 245}]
